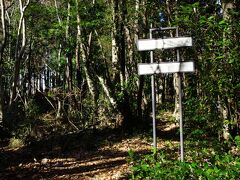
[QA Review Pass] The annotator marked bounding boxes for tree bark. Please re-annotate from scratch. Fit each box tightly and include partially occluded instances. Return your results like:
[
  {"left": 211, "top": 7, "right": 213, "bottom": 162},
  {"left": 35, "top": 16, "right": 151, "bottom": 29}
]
[
  {"left": 76, "top": 1, "right": 98, "bottom": 127},
  {"left": 112, "top": 0, "right": 135, "bottom": 128},
  {"left": 119, "top": 1, "right": 126, "bottom": 88},
  {"left": 136, "top": 0, "right": 146, "bottom": 120},
  {"left": 111, "top": 0, "right": 119, "bottom": 83},
  {"left": 97, "top": 75, "right": 117, "bottom": 109},
  {"left": 0, "top": 0, "right": 6, "bottom": 63},
  {"left": 75, "top": 0, "right": 82, "bottom": 88},
  {"left": 94, "top": 30, "right": 117, "bottom": 109},
  {"left": 10, "top": 0, "right": 30, "bottom": 104},
  {"left": 220, "top": 1, "right": 234, "bottom": 140},
  {"left": 0, "top": 0, "right": 6, "bottom": 121},
  {"left": 65, "top": 1, "right": 72, "bottom": 92},
  {"left": 54, "top": 0, "right": 63, "bottom": 87}
]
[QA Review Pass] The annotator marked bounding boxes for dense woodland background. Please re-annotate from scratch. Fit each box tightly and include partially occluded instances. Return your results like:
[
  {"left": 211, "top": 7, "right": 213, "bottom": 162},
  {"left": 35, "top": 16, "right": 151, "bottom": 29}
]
[{"left": 0, "top": 0, "right": 240, "bottom": 144}]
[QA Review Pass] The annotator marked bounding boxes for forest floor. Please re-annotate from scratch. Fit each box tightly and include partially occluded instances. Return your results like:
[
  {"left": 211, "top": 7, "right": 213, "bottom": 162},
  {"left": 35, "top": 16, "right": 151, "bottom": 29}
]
[{"left": 0, "top": 112, "right": 178, "bottom": 179}]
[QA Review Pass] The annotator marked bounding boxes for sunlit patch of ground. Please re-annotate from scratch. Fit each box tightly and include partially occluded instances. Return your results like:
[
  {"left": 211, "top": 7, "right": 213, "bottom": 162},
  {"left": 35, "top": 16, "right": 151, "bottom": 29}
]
[
  {"left": 0, "top": 112, "right": 180, "bottom": 179},
  {"left": 1, "top": 137, "right": 153, "bottom": 179}
]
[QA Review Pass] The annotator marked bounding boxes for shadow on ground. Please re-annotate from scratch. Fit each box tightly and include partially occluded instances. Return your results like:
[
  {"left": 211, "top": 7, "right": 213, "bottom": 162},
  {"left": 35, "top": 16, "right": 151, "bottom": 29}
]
[
  {"left": 0, "top": 128, "right": 151, "bottom": 179},
  {"left": 0, "top": 114, "right": 184, "bottom": 180}
]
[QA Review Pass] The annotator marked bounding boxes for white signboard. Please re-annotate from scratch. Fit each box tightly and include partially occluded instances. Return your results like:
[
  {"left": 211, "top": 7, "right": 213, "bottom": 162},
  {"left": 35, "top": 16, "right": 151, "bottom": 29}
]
[
  {"left": 137, "top": 37, "right": 192, "bottom": 51},
  {"left": 138, "top": 61, "right": 194, "bottom": 75}
]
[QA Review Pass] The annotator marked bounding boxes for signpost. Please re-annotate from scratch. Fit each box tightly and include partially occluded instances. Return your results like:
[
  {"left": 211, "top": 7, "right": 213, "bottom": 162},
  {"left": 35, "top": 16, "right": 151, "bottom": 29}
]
[
  {"left": 137, "top": 37, "right": 192, "bottom": 51},
  {"left": 138, "top": 62, "right": 194, "bottom": 75},
  {"left": 136, "top": 27, "right": 194, "bottom": 162}
]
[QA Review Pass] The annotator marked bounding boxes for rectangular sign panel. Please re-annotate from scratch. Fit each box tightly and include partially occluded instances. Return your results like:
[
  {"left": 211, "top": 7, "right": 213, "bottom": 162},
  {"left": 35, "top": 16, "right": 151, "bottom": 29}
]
[
  {"left": 136, "top": 37, "right": 192, "bottom": 51},
  {"left": 138, "top": 61, "right": 194, "bottom": 75}
]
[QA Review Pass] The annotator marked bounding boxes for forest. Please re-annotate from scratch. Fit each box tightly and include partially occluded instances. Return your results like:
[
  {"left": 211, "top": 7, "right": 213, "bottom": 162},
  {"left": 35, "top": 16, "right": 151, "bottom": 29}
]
[{"left": 0, "top": 0, "right": 240, "bottom": 179}]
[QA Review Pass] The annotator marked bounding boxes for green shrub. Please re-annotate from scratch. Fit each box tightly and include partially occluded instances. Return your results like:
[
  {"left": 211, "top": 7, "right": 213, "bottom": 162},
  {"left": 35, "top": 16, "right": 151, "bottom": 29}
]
[
  {"left": 129, "top": 150, "right": 240, "bottom": 179},
  {"left": 234, "top": 135, "right": 240, "bottom": 148},
  {"left": 8, "top": 137, "right": 24, "bottom": 148}
]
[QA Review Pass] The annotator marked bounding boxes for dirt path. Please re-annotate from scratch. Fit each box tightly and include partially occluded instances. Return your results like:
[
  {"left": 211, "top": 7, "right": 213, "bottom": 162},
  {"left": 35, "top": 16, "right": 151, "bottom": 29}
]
[
  {"left": 0, "top": 113, "right": 177, "bottom": 179},
  {"left": 0, "top": 134, "right": 154, "bottom": 179}
]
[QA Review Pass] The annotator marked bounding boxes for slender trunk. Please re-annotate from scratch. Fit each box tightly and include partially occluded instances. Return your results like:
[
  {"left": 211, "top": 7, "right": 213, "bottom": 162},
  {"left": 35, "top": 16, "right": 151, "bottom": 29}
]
[
  {"left": 135, "top": 0, "right": 147, "bottom": 120},
  {"left": 112, "top": 0, "right": 133, "bottom": 128},
  {"left": 65, "top": 1, "right": 72, "bottom": 92},
  {"left": 75, "top": 4, "right": 96, "bottom": 126},
  {"left": 27, "top": 38, "right": 33, "bottom": 96},
  {"left": 0, "top": 0, "right": 6, "bottom": 121},
  {"left": 74, "top": 0, "right": 95, "bottom": 98},
  {"left": 56, "top": 45, "right": 62, "bottom": 86},
  {"left": 166, "top": 0, "right": 178, "bottom": 120},
  {"left": 97, "top": 75, "right": 117, "bottom": 109},
  {"left": 220, "top": 1, "right": 234, "bottom": 140},
  {"left": 75, "top": 0, "right": 82, "bottom": 88},
  {"left": 54, "top": 0, "right": 62, "bottom": 87},
  {"left": 10, "top": 0, "right": 30, "bottom": 104},
  {"left": 111, "top": 0, "right": 119, "bottom": 83},
  {"left": 173, "top": 73, "right": 180, "bottom": 119},
  {"left": 119, "top": 1, "right": 126, "bottom": 88},
  {"left": 0, "top": 0, "right": 6, "bottom": 62},
  {"left": 54, "top": 0, "right": 61, "bottom": 23},
  {"left": 94, "top": 30, "right": 118, "bottom": 111},
  {"left": 81, "top": 33, "right": 95, "bottom": 98}
]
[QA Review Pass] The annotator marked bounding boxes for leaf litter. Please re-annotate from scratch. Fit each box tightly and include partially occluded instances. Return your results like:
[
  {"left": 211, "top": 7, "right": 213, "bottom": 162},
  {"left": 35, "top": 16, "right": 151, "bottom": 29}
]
[{"left": 0, "top": 113, "right": 178, "bottom": 179}]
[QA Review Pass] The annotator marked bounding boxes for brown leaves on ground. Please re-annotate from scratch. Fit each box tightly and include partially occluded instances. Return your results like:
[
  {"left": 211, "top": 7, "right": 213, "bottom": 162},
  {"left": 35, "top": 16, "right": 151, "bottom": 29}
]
[
  {"left": 0, "top": 113, "right": 178, "bottom": 179},
  {"left": 0, "top": 130, "right": 153, "bottom": 180}
]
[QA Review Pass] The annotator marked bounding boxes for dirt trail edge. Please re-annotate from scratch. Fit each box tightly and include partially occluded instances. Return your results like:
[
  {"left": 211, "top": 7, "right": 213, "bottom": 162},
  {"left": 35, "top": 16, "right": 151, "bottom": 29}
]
[
  {"left": 0, "top": 113, "right": 177, "bottom": 179},
  {"left": 0, "top": 133, "right": 155, "bottom": 180}
]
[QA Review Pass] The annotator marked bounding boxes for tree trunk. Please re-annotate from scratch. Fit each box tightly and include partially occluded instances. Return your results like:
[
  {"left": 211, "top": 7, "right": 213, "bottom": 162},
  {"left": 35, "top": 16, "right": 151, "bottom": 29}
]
[
  {"left": 26, "top": 38, "right": 33, "bottom": 96},
  {"left": 111, "top": 0, "right": 120, "bottom": 83},
  {"left": 94, "top": 30, "right": 117, "bottom": 110},
  {"left": 97, "top": 75, "right": 117, "bottom": 109},
  {"left": 0, "top": 0, "right": 6, "bottom": 62},
  {"left": 75, "top": 0, "right": 82, "bottom": 89},
  {"left": 112, "top": 0, "right": 134, "bottom": 128},
  {"left": 76, "top": 0, "right": 97, "bottom": 127},
  {"left": 65, "top": 1, "right": 72, "bottom": 92},
  {"left": 136, "top": 0, "right": 147, "bottom": 121},
  {"left": 0, "top": 0, "right": 6, "bottom": 121},
  {"left": 173, "top": 73, "right": 180, "bottom": 119},
  {"left": 10, "top": 0, "right": 30, "bottom": 104},
  {"left": 54, "top": 0, "right": 63, "bottom": 87},
  {"left": 119, "top": 1, "right": 126, "bottom": 88},
  {"left": 75, "top": 0, "right": 95, "bottom": 99},
  {"left": 220, "top": 1, "right": 234, "bottom": 140}
]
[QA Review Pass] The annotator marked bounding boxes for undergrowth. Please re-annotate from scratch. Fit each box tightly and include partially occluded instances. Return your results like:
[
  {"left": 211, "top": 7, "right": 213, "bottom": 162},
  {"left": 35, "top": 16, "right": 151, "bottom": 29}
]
[{"left": 128, "top": 136, "right": 240, "bottom": 179}]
